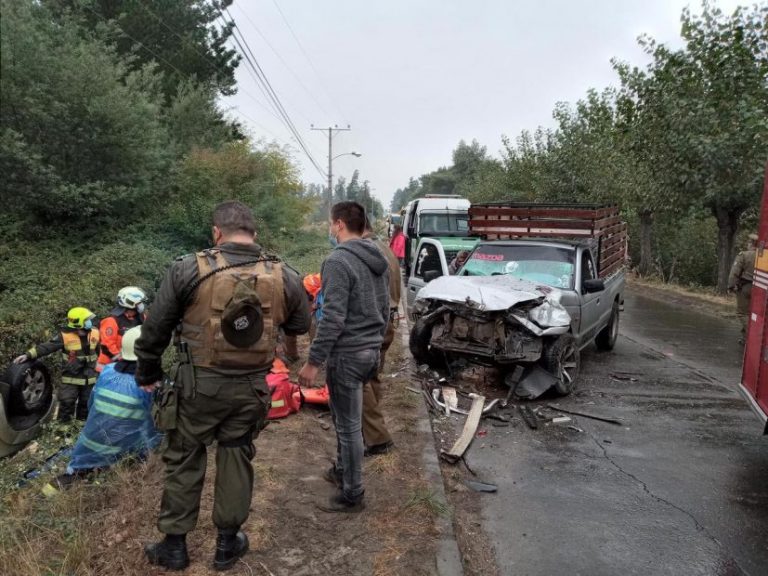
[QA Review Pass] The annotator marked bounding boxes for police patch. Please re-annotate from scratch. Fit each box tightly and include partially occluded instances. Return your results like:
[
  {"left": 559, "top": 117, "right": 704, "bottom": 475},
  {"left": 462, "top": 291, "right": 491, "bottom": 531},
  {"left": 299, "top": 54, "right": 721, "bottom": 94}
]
[{"left": 233, "top": 316, "right": 250, "bottom": 331}]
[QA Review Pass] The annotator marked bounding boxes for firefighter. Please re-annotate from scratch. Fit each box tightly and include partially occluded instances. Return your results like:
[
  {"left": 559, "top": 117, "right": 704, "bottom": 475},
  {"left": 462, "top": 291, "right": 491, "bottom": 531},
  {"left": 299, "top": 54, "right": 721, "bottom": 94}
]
[
  {"left": 96, "top": 286, "right": 147, "bottom": 373},
  {"left": 14, "top": 307, "right": 100, "bottom": 422},
  {"left": 728, "top": 233, "right": 758, "bottom": 339},
  {"left": 135, "top": 201, "right": 310, "bottom": 571}
]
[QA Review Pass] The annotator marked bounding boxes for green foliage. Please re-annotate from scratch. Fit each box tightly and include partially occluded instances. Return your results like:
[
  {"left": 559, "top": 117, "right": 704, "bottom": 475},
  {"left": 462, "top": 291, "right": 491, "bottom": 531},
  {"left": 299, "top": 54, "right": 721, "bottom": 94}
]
[
  {"left": 394, "top": 3, "right": 768, "bottom": 290},
  {"left": 1, "top": 0, "right": 171, "bottom": 227},
  {"left": 0, "top": 1, "right": 312, "bottom": 362},
  {"left": 164, "top": 80, "right": 242, "bottom": 155},
  {"left": 0, "top": 237, "right": 175, "bottom": 359},
  {"left": 273, "top": 228, "right": 332, "bottom": 276},
  {"left": 331, "top": 170, "right": 385, "bottom": 218},
  {"left": 45, "top": 0, "right": 241, "bottom": 99},
  {"left": 165, "top": 141, "right": 309, "bottom": 247},
  {"left": 390, "top": 139, "right": 506, "bottom": 211}
]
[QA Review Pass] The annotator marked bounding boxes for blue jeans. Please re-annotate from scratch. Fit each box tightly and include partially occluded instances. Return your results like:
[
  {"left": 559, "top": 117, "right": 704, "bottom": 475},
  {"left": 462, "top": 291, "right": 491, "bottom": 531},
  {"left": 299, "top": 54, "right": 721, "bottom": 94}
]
[{"left": 326, "top": 349, "right": 379, "bottom": 501}]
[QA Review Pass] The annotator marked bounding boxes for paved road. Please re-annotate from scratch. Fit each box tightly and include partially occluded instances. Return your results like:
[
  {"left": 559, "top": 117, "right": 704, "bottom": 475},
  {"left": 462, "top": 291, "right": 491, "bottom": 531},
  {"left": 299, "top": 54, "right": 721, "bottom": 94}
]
[{"left": 460, "top": 287, "right": 768, "bottom": 576}]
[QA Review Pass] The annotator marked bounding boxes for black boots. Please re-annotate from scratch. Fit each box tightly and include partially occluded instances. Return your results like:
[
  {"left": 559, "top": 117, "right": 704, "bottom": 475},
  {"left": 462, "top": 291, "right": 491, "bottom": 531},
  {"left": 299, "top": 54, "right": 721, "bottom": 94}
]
[
  {"left": 213, "top": 530, "right": 249, "bottom": 571},
  {"left": 318, "top": 491, "right": 366, "bottom": 513},
  {"left": 145, "top": 534, "right": 189, "bottom": 571},
  {"left": 364, "top": 441, "right": 395, "bottom": 457},
  {"left": 145, "top": 530, "right": 248, "bottom": 571}
]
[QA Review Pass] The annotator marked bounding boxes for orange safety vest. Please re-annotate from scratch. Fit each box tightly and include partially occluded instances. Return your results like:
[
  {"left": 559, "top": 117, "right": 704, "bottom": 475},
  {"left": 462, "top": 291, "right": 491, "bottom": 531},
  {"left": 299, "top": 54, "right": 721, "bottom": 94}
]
[
  {"left": 96, "top": 314, "right": 141, "bottom": 372},
  {"left": 180, "top": 250, "right": 286, "bottom": 369},
  {"left": 60, "top": 329, "right": 100, "bottom": 385}
]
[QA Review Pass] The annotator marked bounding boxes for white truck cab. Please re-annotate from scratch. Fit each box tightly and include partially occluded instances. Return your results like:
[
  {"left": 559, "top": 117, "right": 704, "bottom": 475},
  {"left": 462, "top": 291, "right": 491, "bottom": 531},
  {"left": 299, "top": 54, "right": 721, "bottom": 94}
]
[{"left": 400, "top": 195, "right": 474, "bottom": 269}]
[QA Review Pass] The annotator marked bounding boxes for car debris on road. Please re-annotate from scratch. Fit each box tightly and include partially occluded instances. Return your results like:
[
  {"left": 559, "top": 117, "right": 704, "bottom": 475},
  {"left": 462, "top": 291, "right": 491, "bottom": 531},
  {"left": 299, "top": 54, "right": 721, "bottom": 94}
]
[{"left": 547, "top": 403, "right": 624, "bottom": 426}]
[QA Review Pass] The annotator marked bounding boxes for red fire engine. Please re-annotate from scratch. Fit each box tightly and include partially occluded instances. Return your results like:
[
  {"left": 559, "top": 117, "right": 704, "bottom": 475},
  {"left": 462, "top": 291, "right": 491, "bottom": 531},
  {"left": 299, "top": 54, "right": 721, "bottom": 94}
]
[{"left": 740, "top": 163, "right": 768, "bottom": 434}]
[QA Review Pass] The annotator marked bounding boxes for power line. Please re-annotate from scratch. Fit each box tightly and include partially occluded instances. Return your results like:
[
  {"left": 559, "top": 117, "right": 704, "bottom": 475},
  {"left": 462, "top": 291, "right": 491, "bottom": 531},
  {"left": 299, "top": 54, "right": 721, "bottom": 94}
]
[
  {"left": 221, "top": 8, "right": 326, "bottom": 179},
  {"left": 82, "top": 2, "right": 287, "bottom": 145},
  {"left": 269, "top": 0, "right": 348, "bottom": 125},
  {"left": 134, "top": 0, "right": 286, "bottom": 127},
  {"left": 227, "top": 19, "right": 324, "bottom": 176},
  {"left": 231, "top": 2, "right": 334, "bottom": 123}
]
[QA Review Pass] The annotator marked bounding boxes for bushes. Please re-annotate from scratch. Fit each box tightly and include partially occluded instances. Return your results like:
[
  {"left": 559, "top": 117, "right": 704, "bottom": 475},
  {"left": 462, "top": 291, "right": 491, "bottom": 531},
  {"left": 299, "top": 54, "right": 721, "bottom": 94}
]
[
  {"left": 164, "top": 142, "right": 309, "bottom": 247},
  {"left": 0, "top": 238, "right": 174, "bottom": 360},
  {"left": 0, "top": 1, "right": 315, "bottom": 363},
  {"left": 0, "top": 1, "right": 171, "bottom": 228}
]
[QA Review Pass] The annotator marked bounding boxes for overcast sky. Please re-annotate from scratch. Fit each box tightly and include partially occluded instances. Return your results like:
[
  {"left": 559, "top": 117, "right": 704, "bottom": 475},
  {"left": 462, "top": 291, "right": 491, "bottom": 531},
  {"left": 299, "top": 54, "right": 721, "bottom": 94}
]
[{"left": 222, "top": 0, "right": 743, "bottom": 211}]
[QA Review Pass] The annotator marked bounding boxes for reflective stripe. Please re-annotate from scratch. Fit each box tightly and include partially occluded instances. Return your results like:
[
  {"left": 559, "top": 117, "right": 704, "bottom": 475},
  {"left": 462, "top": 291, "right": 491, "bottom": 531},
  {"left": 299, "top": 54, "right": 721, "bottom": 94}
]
[
  {"left": 62, "top": 353, "right": 97, "bottom": 362},
  {"left": 93, "top": 399, "right": 145, "bottom": 420},
  {"left": 61, "top": 376, "right": 94, "bottom": 385},
  {"left": 81, "top": 436, "right": 122, "bottom": 455},
  {"left": 97, "top": 388, "right": 142, "bottom": 406},
  {"left": 271, "top": 399, "right": 285, "bottom": 408}
]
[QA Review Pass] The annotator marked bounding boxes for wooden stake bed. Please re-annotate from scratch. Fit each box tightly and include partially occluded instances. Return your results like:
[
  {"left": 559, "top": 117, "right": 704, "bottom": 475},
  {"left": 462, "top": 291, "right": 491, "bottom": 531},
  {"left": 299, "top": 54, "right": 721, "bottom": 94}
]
[{"left": 468, "top": 202, "right": 627, "bottom": 278}]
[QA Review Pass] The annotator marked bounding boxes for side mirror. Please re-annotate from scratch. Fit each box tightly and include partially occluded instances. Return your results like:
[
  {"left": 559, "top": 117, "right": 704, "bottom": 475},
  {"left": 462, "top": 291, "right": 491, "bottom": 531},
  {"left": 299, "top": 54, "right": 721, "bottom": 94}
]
[
  {"left": 583, "top": 278, "right": 605, "bottom": 293},
  {"left": 423, "top": 269, "right": 442, "bottom": 283}
]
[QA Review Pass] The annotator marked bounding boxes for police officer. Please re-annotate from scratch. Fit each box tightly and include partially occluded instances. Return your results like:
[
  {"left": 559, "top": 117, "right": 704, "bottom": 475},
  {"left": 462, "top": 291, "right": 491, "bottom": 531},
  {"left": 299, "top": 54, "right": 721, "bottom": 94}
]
[
  {"left": 728, "top": 233, "right": 758, "bottom": 339},
  {"left": 361, "top": 218, "right": 400, "bottom": 456},
  {"left": 135, "top": 201, "right": 310, "bottom": 571}
]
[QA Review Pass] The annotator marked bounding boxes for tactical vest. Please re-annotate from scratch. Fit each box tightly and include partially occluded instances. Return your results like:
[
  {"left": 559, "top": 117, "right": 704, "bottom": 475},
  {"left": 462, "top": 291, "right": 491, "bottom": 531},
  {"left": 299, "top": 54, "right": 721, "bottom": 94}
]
[
  {"left": 61, "top": 329, "right": 100, "bottom": 385},
  {"left": 180, "top": 250, "right": 286, "bottom": 368}
]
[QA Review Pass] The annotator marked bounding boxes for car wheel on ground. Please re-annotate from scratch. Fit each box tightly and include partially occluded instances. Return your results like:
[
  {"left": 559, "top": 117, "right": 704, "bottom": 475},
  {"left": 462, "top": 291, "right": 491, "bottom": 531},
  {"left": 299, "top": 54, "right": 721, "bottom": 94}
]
[
  {"left": 542, "top": 334, "right": 580, "bottom": 395},
  {"left": 409, "top": 313, "right": 446, "bottom": 369},
  {"left": 3, "top": 361, "right": 53, "bottom": 415},
  {"left": 595, "top": 301, "right": 620, "bottom": 351}
]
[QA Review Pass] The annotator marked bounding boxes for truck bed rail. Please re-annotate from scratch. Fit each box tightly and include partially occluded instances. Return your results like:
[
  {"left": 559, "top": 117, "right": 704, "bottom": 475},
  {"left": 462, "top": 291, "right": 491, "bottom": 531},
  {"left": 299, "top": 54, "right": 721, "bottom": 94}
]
[{"left": 468, "top": 203, "right": 627, "bottom": 278}]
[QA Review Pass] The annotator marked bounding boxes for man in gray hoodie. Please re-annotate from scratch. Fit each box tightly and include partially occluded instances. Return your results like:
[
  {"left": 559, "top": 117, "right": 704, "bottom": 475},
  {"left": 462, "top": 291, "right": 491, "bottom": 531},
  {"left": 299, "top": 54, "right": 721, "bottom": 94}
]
[{"left": 298, "top": 201, "right": 390, "bottom": 512}]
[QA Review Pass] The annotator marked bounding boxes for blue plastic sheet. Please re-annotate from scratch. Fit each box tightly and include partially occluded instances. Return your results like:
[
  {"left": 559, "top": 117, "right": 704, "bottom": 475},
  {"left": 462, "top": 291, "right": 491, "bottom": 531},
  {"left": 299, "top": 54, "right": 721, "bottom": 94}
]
[{"left": 67, "top": 364, "right": 161, "bottom": 471}]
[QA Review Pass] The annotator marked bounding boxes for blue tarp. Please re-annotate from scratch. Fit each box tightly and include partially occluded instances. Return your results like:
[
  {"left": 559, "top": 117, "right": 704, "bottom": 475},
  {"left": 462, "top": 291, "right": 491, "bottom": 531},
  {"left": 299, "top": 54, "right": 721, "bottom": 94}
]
[{"left": 67, "top": 364, "right": 161, "bottom": 471}]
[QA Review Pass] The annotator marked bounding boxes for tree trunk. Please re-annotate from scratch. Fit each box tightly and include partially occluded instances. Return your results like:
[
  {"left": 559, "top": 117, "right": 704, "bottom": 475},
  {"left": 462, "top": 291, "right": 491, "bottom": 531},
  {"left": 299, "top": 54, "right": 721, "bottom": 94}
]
[
  {"left": 638, "top": 209, "right": 654, "bottom": 277},
  {"left": 713, "top": 207, "right": 742, "bottom": 294}
]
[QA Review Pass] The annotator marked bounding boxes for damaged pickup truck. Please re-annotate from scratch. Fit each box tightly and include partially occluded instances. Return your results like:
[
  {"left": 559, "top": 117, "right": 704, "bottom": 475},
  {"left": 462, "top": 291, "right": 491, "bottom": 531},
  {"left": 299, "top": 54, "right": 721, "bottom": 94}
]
[{"left": 407, "top": 203, "right": 626, "bottom": 398}]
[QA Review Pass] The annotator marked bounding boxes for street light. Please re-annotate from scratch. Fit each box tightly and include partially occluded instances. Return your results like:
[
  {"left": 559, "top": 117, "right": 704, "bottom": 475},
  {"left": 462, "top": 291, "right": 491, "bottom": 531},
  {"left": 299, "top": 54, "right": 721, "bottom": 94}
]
[{"left": 327, "top": 152, "right": 362, "bottom": 217}]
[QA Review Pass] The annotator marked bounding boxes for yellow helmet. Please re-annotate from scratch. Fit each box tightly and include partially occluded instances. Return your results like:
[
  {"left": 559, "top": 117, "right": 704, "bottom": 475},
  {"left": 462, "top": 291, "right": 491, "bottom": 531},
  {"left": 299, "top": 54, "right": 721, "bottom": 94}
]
[{"left": 67, "top": 307, "right": 95, "bottom": 329}]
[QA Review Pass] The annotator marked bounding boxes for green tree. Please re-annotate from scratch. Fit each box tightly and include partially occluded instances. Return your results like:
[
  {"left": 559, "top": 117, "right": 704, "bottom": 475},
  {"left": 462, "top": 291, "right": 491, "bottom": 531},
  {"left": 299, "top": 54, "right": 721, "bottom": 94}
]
[
  {"left": 0, "top": 0, "right": 171, "bottom": 228},
  {"left": 618, "top": 4, "right": 768, "bottom": 291},
  {"left": 167, "top": 140, "right": 308, "bottom": 247},
  {"left": 45, "top": 0, "right": 240, "bottom": 99}
]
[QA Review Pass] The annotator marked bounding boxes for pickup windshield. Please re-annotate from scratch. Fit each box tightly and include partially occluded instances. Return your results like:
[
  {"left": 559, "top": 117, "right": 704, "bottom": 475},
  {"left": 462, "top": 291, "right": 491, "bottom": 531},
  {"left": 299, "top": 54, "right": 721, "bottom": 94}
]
[
  {"left": 460, "top": 244, "right": 575, "bottom": 289},
  {"left": 419, "top": 212, "right": 469, "bottom": 236}
]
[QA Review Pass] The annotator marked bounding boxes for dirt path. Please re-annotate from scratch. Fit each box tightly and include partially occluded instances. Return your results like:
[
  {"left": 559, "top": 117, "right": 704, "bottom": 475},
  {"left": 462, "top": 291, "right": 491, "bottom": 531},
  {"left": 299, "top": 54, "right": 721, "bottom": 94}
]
[
  {"left": 627, "top": 276, "right": 735, "bottom": 319},
  {"left": 1, "top": 333, "right": 445, "bottom": 576}
]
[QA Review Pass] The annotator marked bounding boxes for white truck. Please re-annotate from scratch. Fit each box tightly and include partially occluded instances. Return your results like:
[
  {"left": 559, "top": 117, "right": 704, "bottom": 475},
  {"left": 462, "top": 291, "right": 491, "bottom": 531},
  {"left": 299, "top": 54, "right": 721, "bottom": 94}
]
[
  {"left": 407, "top": 203, "right": 627, "bottom": 398},
  {"left": 400, "top": 195, "right": 479, "bottom": 270}
]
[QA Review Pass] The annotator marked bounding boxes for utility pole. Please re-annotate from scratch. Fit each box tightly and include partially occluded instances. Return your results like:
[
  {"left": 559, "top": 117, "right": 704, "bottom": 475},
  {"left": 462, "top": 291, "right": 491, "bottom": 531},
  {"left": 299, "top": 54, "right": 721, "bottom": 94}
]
[{"left": 311, "top": 124, "right": 352, "bottom": 218}]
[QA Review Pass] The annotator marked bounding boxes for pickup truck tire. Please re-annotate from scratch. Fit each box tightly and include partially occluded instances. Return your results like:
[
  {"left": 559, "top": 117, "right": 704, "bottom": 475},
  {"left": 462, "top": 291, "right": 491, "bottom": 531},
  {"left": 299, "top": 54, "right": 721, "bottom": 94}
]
[
  {"left": 409, "top": 315, "right": 446, "bottom": 369},
  {"left": 3, "top": 361, "right": 53, "bottom": 415},
  {"left": 543, "top": 334, "right": 580, "bottom": 395},
  {"left": 595, "top": 301, "right": 620, "bottom": 351}
]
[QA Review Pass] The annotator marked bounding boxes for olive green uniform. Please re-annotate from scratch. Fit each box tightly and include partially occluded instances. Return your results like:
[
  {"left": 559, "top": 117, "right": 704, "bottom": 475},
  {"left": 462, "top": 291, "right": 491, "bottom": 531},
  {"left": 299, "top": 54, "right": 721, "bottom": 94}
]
[
  {"left": 135, "top": 243, "right": 310, "bottom": 535},
  {"left": 362, "top": 237, "right": 401, "bottom": 447},
  {"left": 728, "top": 248, "right": 756, "bottom": 333}
]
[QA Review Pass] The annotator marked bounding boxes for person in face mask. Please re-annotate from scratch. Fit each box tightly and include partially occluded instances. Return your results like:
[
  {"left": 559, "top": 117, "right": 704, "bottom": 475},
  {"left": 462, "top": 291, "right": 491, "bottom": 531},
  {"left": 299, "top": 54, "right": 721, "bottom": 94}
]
[
  {"left": 14, "top": 306, "right": 101, "bottom": 421},
  {"left": 96, "top": 286, "right": 148, "bottom": 373}
]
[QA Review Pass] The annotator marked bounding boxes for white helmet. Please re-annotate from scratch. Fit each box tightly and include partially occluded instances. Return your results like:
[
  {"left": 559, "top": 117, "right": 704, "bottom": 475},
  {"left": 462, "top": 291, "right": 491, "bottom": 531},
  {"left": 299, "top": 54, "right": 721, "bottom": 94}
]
[
  {"left": 117, "top": 286, "right": 147, "bottom": 310},
  {"left": 121, "top": 326, "right": 142, "bottom": 362}
]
